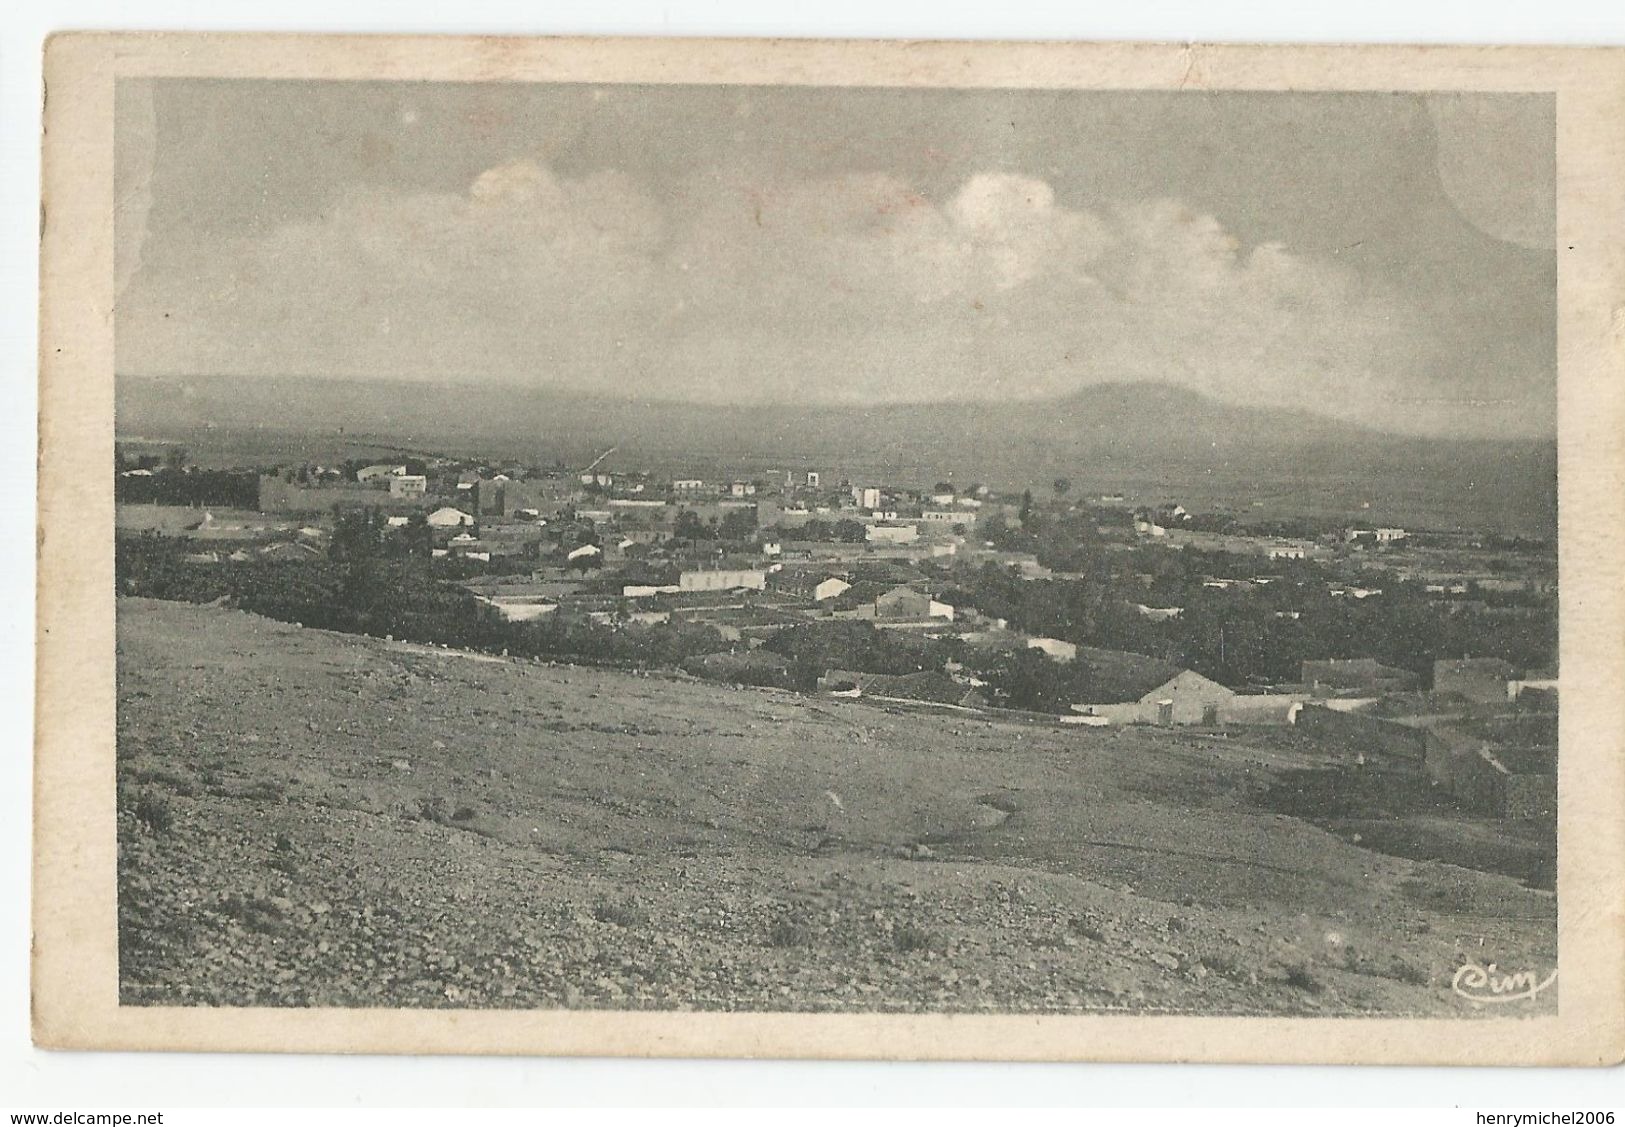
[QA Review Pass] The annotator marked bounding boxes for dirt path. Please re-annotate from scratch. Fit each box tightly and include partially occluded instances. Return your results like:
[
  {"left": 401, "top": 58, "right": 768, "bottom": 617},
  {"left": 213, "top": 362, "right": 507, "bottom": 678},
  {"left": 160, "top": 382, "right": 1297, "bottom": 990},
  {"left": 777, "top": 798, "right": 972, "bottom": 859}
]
[{"left": 385, "top": 639, "right": 511, "bottom": 664}]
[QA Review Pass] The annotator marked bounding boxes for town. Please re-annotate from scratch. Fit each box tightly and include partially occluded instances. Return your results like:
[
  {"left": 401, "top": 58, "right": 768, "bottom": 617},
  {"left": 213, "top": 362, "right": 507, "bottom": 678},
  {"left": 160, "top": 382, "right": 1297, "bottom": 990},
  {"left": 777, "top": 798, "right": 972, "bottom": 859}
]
[{"left": 116, "top": 441, "right": 1558, "bottom": 830}]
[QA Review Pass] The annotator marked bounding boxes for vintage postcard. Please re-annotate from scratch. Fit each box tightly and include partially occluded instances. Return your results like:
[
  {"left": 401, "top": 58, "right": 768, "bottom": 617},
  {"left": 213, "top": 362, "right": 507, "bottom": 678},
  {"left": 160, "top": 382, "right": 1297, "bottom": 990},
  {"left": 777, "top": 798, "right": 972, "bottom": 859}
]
[{"left": 34, "top": 34, "right": 1625, "bottom": 1063}]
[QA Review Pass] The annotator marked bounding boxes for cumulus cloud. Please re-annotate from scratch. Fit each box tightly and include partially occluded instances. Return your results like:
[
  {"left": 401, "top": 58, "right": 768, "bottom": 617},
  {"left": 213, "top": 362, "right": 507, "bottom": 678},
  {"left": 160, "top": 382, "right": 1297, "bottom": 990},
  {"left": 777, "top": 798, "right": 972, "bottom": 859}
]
[{"left": 117, "top": 156, "right": 1542, "bottom": 435}]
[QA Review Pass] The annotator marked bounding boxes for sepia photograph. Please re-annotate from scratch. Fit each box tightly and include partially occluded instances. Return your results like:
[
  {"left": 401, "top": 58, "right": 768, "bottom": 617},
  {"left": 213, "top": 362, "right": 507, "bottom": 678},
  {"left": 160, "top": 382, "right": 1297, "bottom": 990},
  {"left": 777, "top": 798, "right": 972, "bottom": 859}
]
[{"left": 31, "top": 33, "right": 1625, "bottom": 1064}]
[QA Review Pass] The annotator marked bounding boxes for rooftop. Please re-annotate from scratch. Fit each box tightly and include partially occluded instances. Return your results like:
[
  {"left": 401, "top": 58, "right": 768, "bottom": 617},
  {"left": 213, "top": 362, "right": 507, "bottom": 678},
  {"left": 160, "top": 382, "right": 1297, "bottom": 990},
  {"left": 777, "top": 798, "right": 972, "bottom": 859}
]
[{"left": 1075, "top": 646, "right": 1185, "bottom": 703}]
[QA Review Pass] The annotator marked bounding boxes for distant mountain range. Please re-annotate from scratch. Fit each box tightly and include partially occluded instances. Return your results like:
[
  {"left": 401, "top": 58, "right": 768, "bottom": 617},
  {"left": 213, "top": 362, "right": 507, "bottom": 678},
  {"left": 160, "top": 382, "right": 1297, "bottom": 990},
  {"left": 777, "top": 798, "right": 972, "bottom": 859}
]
[
  {"left": 118, "top": 373, "right": 1401, "bottom": 463},
  {"left": 116, "top": 373, "right": 1557, "bottom": 535}
]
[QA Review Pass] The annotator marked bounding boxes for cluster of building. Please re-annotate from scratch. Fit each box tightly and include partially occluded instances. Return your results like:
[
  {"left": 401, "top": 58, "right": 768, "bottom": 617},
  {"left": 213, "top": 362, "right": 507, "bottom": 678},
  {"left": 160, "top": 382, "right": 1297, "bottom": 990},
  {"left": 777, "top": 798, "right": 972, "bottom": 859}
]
[
  {"left": 471, "top": 546, "right": 1555, "bottom": 822},
  {"left": 124, "top": 454, "right": 1558, "bottom": 823},
  {"left": 1290, "top": 657, "right": 1557, "bottom": 820},
  {"left": 253, "top": 462, "right": 998, "bottom": 568}
]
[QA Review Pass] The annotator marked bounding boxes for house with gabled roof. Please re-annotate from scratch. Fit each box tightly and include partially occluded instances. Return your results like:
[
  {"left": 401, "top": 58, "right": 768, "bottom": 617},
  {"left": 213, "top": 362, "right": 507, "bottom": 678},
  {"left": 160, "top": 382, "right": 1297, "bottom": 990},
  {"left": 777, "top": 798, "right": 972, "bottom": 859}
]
[
  {"left": 1433, "top": 657, "right": 1518, "bottom": 704},
  {"left": 426, "top": 506, "right": 475, "bottom": 529},
  {"left": 1301, "top": 657, "right": 1419, "bottom": 698},
  {"left": 874, "top": 584, "right": 932, "bottom": 620},
  {"left": 1069, "top": 647, "right": 1235, "bottom": 726}
]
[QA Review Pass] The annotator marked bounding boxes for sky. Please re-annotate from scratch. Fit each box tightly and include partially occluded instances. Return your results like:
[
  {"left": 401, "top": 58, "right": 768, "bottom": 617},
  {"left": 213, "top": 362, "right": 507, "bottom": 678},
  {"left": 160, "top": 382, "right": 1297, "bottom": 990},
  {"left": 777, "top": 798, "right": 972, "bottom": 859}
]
[{"left": 115, "top": 80, "right": 1556, "bottom": 439}]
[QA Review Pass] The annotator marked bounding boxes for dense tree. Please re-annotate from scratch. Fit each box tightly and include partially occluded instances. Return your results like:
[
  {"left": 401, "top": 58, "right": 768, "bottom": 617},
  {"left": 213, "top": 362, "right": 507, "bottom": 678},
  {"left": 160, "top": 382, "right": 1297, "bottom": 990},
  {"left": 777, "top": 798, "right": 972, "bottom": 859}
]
[
  {"left": 942, "top": 548, "right": 1555, "bottom": 688},
  {"left": 116, "top": 500, "right": 1558, "bottom": 702},
  {"left": 115, "top": 466, "right": 260, "bottom": 509},
  {"left": 760, "top": 621, "right": 934, "bottom": 689},
  {"left": 1032, "top": 512, "right": 1105, "bottom": 573},
  {"left": 963, "top": 646, "right": 1092, "bottom": 713},
  {"left": 399, "top": 513, "right": 433, "bottom": 558},
  {"left": 717, "top": 508, "right": 757, "bottom": 541},
  {"left": 328, "top": 507, "right": 392, "bottom": 562},
  {"left": 673, "top": 509, "right": 709, "bottom": 541}
]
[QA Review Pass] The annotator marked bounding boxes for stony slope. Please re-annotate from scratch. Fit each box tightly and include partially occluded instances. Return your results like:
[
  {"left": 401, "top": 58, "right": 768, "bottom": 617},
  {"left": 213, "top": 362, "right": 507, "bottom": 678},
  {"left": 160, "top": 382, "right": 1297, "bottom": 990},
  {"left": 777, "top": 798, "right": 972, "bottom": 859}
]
[{"left": 116, "top": 598, "right": 1556, "bottom": 1015}]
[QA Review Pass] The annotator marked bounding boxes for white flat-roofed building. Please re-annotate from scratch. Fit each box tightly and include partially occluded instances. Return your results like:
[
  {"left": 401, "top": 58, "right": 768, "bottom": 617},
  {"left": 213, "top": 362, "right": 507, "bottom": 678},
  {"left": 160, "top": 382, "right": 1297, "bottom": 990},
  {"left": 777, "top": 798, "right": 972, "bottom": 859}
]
[
  {"left": 679, "top": 567, "right": 767, "bottom": 592},
  {"left": 866, "top": 524, "right": 919, "bottom": 544},
  {"left": 388, "top": 475, "right": 428, "bottom": 499}
]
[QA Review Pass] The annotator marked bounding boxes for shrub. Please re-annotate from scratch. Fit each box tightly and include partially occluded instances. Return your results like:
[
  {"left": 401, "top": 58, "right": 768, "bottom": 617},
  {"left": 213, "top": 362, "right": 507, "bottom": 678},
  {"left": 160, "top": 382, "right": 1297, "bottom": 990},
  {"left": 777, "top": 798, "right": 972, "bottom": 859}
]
[
  {"left": 767, "top": 916, "right": 813, "bottom": 949},
  {"left": 591, "top": 898, "right": 649, "bottom": 928},
  {"left": 1284, "top": 963, "right": 1324, "bottom": 994},
  {"left": 1386, "top": 958, "right": 1431, "bottom": 986},
  {"left": 131, "top": 790, "right": 174, "bottom": 834},
  {"left": 268, "top": 832, "right": 299, "bottom": 873},
  {"left": 132, "top": 767, "right": 197, "bottom": 796},
  {"left": 239, "top": 780, "right": 285, "bottom": 803},
  {"left": 892, "top": 923, "right": 939, "bottom": 953},
  {"left": 1067, "top": 914, "right": 1107, "bottom": 943},
  {"left": 1200, "top": 949, "right": 1244, "bottom": 979},
  {"left": 217, "top": 893, "right": 286, "bottom": 935}
]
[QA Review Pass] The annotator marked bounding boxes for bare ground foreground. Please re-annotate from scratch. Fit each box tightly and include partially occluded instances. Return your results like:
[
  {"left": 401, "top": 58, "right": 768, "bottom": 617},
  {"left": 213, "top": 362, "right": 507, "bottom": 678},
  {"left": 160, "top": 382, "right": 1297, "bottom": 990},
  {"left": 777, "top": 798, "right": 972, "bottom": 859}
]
[{"left": 115, "top": 598, "right": 1556, "bottom": 1016}]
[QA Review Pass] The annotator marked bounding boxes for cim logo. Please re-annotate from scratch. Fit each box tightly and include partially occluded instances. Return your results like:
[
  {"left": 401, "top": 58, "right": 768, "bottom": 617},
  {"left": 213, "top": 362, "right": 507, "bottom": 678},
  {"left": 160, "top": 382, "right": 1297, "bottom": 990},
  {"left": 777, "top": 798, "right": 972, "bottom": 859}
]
[{"left": 1452, "top": 961, "right": 1558, "bottom": 1004}]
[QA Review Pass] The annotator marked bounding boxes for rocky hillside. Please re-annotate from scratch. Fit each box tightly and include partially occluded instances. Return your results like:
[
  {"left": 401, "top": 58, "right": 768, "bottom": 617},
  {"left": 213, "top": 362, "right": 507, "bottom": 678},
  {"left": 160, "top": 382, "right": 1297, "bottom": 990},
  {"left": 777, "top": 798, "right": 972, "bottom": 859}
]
[{"left": 116, "top": 598, "right": 1555, "bottom": 1014}]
